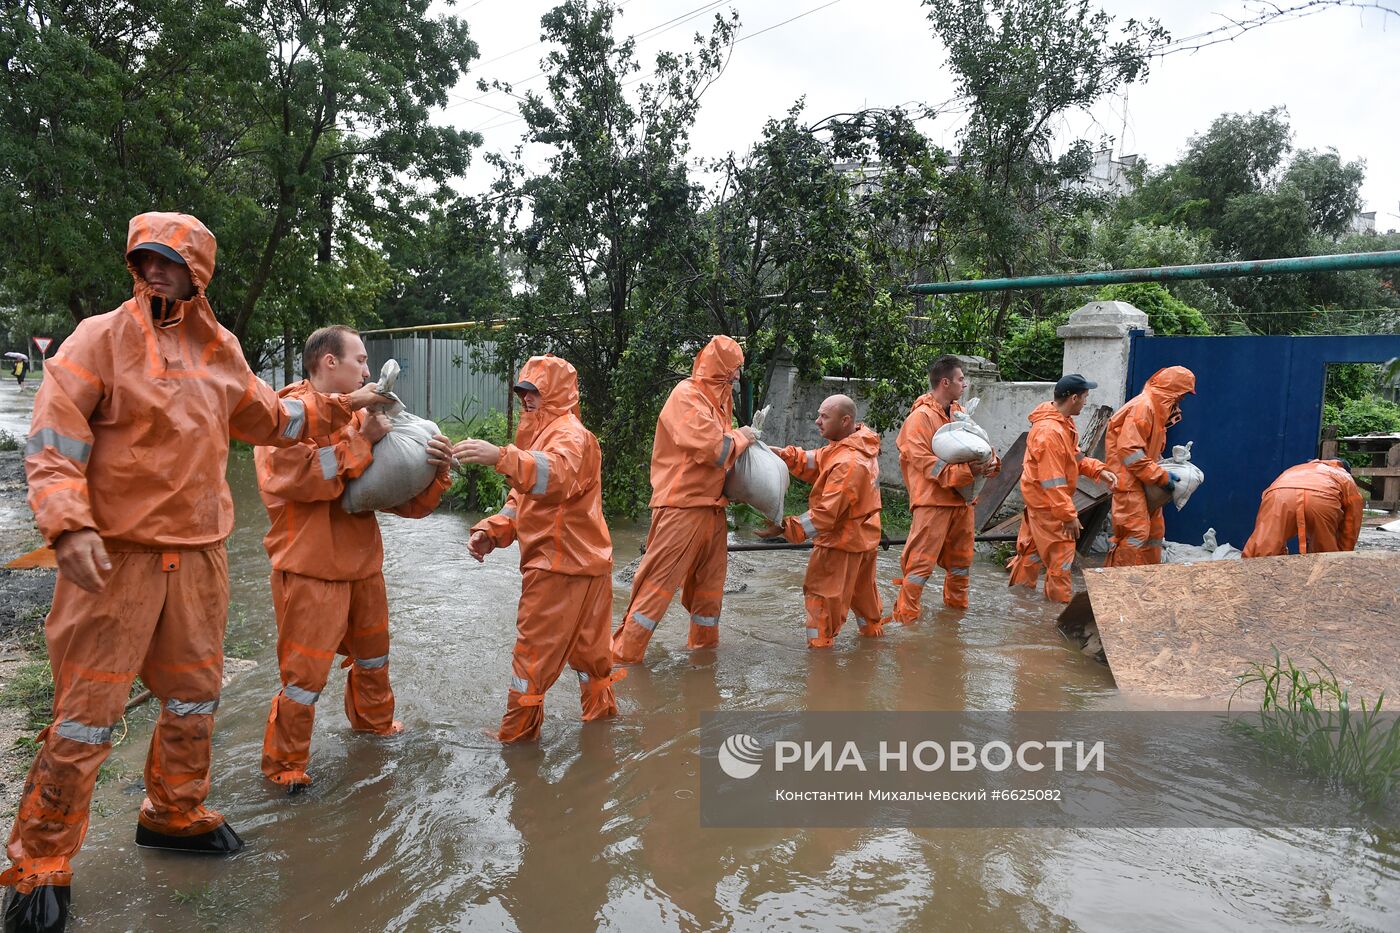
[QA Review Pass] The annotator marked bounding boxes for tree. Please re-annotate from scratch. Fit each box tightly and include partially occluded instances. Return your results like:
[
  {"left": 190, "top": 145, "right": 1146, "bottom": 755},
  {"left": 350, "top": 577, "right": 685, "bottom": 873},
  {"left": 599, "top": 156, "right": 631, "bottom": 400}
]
[{"left": 484, "top": 0, "right": 737, "bottom": 514}]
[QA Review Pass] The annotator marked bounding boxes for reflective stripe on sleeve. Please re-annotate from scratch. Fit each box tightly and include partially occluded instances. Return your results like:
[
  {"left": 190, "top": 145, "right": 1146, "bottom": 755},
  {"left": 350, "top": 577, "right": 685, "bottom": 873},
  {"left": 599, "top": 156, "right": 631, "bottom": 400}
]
[
  {"left": 805, "top": 450, "right": 816, "bottom": 473},
  {"left": 55, "top": 719, "right": 113, "bottom": 745},
  {"left": 798, "top": 511, "right": 817, "bottom": 538},
  {"left": 715, "top": 434, "right": 733, "bottom": 467},
  {"left": 282, "top": 398, "right": 306, "bottom": 439},
  {"left": 1040, "top": 477, "right": 1068, "bottom": 489},
  {"left": 529, "top": 451, "right": 550, "bottom": 495},
  {"left": 355, "top": 655, "right": 388, "bottom": 669},
  {"left": 1122, "top": 450, "right": 1146, "bottom": 466},
  {"left": 165, "top": 698, "right": 219, "bottom": 716},
  {"left": 930, "top": 460, "right": 947, "bottom": 478},
  {"left": 283, "top": 684, "right": 320, "bottom": 706},
  {"left": 25, "top": 428, "right": 91, "bottom": 464},
  {"left": 500, "top": 505, "right": 518, "bottom": 519},
  {"left": 317, "top": 446, "right": 338, "bottom": 480}
]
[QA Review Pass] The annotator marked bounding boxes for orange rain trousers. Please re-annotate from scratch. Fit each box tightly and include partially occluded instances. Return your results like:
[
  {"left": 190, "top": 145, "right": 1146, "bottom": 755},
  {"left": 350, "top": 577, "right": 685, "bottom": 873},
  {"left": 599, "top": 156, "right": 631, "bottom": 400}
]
[
  {"left": 611, "top": 507, "right": 727, "bottom": 662},
  {"left": 1104, "top": 483, "right": 1165, "bottom": 568},
  {"left": 4, "top": 548, "right": 228, "bottom": 893},
  {"left": 1242, "top": 488, "right": 1348, "bottom": 557},
  {"left": 500, "top": 570, "right": 621, "bottom": 743},
  {"left": 803, "top": 547, "right": 884, "bottom": 648},
  {"left": 261, "top": 571, "right": 396, "bottom": 784},
  {"left": 1007, "top": 515, "right": 1077, "bottom": 603},
  {"left": 892, "top": 505, "right": 974, "bottom": 619}
]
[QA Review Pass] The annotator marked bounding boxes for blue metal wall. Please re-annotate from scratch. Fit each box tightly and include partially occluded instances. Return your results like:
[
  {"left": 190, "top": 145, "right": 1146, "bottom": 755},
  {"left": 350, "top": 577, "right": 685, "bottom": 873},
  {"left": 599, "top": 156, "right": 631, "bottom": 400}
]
[{"left": 1126, "top": 332, "right": 1400, "bottom": 546}]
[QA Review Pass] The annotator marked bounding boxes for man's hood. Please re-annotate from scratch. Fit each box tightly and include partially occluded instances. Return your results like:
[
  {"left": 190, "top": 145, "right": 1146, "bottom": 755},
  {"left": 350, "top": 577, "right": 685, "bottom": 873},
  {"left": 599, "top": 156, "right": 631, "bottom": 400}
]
[
  {"left": 1142, "top": 365, "right": 1196, "bottom": 419},
  {"left": 835, "top": 424, "right": 882, "bottom": 457},
  {"left": 125, "top": 212, "right": 217, "bottom": 295},
  {"left": 1028, "top": 401, "right": 1071, "bottom": 426},
  {"left": 515, "top": 354, "right": 581, "bottom": 446},
  {"left": 690, "top": 335, "right": 743, "bottom": 414}
]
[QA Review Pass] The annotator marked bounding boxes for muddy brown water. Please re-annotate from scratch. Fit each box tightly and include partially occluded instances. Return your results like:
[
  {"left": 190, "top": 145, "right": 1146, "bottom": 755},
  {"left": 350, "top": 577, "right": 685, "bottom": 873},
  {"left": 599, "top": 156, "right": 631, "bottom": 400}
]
[{"left": 0, "top": 390, "right": 1396, "bottom": 931}]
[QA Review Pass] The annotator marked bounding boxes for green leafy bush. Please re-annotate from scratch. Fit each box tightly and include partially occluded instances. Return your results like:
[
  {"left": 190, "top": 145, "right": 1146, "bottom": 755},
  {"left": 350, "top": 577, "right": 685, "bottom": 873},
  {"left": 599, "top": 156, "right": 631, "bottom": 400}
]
[
  {"left": 1096, "top": 282, "right": 1212, "bottom": 336},
  {"left": 441, "top": 410, "right": 512, "bottom": 513}
]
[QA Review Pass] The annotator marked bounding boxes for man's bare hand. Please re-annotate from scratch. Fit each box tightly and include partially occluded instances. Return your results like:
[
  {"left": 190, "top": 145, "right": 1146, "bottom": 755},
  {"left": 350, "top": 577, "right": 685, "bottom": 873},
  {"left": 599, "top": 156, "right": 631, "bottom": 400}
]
[
  {"left": 467, "top": 530, "right": 494, "bottom": 563},
  {"left": 346, "top": 383, "right": 396, "bottom": 412},
  {"left": 54, "top": 529, "right": 111, "bottom": 593},
  {"left": 1099, "top": 470, "right": 1118, "bottom": 489},
  {"left": 755, "top": 520, "right": 786, "bottom": 540},
  {"left": 1063, "top": 517, "right": 1084, "bottom": 539},
  {"left": 362, "top": 412, "right": 391, "bottom": 444},
  {"left": 969, "top": 458, "right": 988, "bottom": 476},
  {"left": 426, "top": 434, "right": 455, "bottom": 474},
  {"left": 453, "top": 438, "right": 502, "bottom": 466}
]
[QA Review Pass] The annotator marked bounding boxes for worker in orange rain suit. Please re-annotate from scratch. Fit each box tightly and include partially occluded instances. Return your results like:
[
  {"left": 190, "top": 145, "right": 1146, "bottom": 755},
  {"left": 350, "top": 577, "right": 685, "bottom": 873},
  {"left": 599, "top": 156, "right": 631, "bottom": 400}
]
[
  {"left": 1103, "top": 365, "right": 1197, "bottom": 567},
  {"left": 5, "top": 212, "right": 391, "bottom": 933},
  {"left": 756, "top": 394, "right": 885, "bottom": 648},
  {"left": 890, "top": 355, "right": 1001, "bottom": 621},
  {"left": 1242, "top": 459, "right": 1363, "bottom": 557},
  {"left": 457, "top": 355, "right": 625, "bottom": 743},
  {"left": 1007, "top": 374, "right": 1118, "bottom": 603},
  {"left": 610, "top": 336, "right": 757, "bottom": 664},
  {"left": 255, "top": 325, "right": 456, "bottom": 790}
]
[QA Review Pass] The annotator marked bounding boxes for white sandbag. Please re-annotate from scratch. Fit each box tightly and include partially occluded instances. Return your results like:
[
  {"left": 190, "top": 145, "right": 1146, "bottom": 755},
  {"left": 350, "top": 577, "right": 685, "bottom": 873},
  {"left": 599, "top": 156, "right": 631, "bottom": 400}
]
[
  {"left": 341, "top": 359, "right": 441, "bottom": 513},
  {"left": 724, "top": 406, "right": 790, "bottom": 524},
  {"left": 1158, "top": 441, "right": 1204, "bottom": 510},
  {"left": 931, "top": 400, "right": 993, "bottom": 465},
  {"left": 1161, "top": 527, "right": 1242, "bottom": 563}
]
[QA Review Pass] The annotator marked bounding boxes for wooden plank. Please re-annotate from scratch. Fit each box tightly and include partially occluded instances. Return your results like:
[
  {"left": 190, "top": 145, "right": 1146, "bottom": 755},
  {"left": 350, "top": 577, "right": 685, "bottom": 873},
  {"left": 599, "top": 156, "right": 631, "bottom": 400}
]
[
  {"left": 1076, "top": 498, "right": 1111, "bottom": 555},
  {"left": 1058, "top": 551, "right": 1400, "bottom": 705},
  {"left": 1350, "top": 465, "right": 1400, "bottom": 478},
  {"left": 974, "top": 432, "right": 1027, "bottom": 531},
  {"left": 1318, "top": 424, "right": 1338, "bottom": 460},
  {"left": 1385, "top": 441, "right": 1400, "bottom": 505}
]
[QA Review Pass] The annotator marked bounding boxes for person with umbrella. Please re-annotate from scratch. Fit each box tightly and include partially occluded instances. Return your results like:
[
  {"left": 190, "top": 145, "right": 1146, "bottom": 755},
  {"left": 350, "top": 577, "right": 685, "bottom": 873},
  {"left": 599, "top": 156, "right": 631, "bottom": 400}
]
[{"left": 5, "top": 352, "right": 27, "bottom": 388}]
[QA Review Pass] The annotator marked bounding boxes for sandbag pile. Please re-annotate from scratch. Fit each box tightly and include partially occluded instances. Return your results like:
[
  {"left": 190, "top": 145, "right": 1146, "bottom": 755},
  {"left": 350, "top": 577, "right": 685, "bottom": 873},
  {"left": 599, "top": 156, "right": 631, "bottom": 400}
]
[{"left": 341, "top": 359, "right": 442, "bottom": 513}]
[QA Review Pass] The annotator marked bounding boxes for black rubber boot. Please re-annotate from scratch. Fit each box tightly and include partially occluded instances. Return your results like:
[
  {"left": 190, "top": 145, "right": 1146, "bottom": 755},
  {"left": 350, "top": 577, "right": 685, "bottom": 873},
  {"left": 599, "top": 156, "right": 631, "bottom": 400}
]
[
  {"left": 2, "top": 884, "right": 69, "bottom": 933},
  {"left": 134, "top": 821, "right": 244, "bottom": 855}
]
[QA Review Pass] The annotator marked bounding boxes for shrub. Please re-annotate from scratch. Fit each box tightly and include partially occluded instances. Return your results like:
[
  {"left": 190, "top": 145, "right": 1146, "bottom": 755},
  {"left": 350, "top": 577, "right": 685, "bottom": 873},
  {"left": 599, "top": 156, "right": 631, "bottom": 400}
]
[
  {"left": 441, "top": 410, "right": 511, "bottom": 513},
  {"left": 1096, "top": 282, "right": 1212, "bottom": 336}
]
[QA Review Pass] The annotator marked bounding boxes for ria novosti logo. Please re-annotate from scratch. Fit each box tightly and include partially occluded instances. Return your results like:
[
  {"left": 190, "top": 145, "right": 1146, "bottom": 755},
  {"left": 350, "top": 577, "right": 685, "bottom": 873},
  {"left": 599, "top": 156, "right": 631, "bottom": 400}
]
[{"left": 717, "top": 733, "right": 764, "bottom": 779}]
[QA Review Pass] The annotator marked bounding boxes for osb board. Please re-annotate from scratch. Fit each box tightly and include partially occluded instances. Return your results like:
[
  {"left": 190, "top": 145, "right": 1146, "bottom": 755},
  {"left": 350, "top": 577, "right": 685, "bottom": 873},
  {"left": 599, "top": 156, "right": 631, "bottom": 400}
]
[{"left": 1075, "top": 551, "right": 1400, "bottom": 705}]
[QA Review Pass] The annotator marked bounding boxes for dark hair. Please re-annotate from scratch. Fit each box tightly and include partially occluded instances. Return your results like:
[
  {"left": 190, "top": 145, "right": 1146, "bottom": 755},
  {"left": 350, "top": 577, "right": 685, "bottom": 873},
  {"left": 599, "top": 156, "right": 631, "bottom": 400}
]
[
  {"left": 928, "top": 355, "right": 963, "bottom": 388},
  {"left": 303, "top": 325, "right": 359, "bottom": 376},
  {"left": 1054, "top": 388, "right": 1087, "bottom": 401}
]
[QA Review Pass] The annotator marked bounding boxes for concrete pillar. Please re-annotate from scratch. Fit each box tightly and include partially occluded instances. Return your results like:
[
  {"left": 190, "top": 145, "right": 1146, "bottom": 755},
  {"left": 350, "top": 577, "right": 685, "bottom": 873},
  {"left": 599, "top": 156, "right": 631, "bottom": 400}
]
[{"left": 1058, "top": 301, "right": 1150, "bottom": 429}]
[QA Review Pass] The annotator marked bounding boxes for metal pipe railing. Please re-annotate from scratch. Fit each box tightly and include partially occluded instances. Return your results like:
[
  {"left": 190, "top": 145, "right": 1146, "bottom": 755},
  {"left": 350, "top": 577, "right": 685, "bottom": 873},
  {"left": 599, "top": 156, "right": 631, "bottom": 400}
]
[{"left": 907, "top": 250, "right": 1400, "bottom": 295}]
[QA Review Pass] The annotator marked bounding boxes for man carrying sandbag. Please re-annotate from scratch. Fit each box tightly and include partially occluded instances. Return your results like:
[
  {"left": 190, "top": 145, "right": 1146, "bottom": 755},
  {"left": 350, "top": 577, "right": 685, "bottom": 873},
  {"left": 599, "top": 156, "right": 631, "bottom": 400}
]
[
  {"left": 6, "top": 213, "right": 394, "bottom": 933},
  {"left": 254, "top": 325, "right": 454, "bottom": 790},
  {"left": 1007, "top": 375, "right": 1118, "bottom": 602},
  {"left": 757, "top": 395, "right": 885, "bottom": 648},
  {"left": 1103, "top": 366, "right": 1196, "bottom": 567},
  {"left": 890, "top": 356, "right": 1001, "bottom": 621},
  {"left": 1242, "top": 460, "right": 1362, "bottom": 557},
  {"left": 611, "top": 336, "right": 756, "bottom": 664},
  {"left": 458, "top": 355, "right": 624, "bottom": 742}
]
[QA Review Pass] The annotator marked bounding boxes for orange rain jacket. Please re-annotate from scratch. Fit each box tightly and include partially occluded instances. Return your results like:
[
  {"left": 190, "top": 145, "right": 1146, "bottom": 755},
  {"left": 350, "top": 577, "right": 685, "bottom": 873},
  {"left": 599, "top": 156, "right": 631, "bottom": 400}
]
[
  {"left": 255, "top": 380, "right": 450, "bottom": 581},
  {"left": 1020, "top": 402, "right": 1109, "bottom": 522},
  {"left": 774, "top": 426, "right": 884, "bottom": 551},
  {"left": 1243, "top": 460, "right": 1364, "bottom": 556},
  {"left": 897, "top": 394, "right": 1001, "bottom": 506},
  {"left": 1104, "top": 366, "right": 1197, "bottom": 491},
  {"left": 25, "top": 212, "right": 354, "bottom": 550},
  {"left": 647, "top": 336, "right": 750, "bottom": 508},
  {"left": 472, "top": 355, "right": 612, "bottom": 576}
]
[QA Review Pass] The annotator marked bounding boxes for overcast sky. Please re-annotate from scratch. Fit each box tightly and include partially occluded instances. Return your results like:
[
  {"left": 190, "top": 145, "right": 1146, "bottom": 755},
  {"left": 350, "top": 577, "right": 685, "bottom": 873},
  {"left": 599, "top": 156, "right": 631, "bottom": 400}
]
[{"left": 437, "top": 0, "right": 1398, "bottom": 226}]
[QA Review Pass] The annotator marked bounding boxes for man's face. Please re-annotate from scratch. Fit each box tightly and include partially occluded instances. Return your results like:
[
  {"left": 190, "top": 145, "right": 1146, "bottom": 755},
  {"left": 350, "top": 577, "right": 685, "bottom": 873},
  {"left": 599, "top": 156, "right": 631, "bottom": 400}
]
[
  {"left": 938, "top": 368, "right": 967, "bottom": 402},
  {"left": 322, "top": 334, "right": 371, "bottom": 394},
  {"left": 1065, "top": 391, "right": 1089, "bottom": 416},
  {"left": 728, "top": 368, "right": 742, "bottom": 385},
  {"left": 134, "top": 251, "right": 195, "bottom": 301},
  {"left": 518, "top": 389, "right": 542, "bottom": 412},
  {"left": 815, "top": 400, "right": 851, "bottom": 442}
]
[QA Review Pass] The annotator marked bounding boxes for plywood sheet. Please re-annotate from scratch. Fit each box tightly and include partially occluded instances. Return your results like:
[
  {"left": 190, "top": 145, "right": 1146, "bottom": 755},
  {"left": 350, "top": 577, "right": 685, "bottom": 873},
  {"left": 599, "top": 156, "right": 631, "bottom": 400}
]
[{"left": 1063, "top": 551, "right": 1400, "bottom": 705}]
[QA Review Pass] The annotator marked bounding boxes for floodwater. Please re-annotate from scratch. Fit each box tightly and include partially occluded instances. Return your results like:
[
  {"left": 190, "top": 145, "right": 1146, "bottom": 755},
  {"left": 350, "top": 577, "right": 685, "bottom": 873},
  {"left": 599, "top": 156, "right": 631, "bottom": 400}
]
[{"left": 0, "top": 387, "right": 1396, "bottom": 931}]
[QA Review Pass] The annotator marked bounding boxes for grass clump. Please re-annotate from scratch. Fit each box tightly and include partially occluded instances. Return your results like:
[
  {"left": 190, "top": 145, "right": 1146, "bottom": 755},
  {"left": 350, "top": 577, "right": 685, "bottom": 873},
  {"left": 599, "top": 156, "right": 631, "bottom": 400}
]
[
  {"left": 1229, "top": 650, "right": 1400, "bottom": 804},
  {"left": 0, "top": 429, "right": 18, "bottom": 452}
]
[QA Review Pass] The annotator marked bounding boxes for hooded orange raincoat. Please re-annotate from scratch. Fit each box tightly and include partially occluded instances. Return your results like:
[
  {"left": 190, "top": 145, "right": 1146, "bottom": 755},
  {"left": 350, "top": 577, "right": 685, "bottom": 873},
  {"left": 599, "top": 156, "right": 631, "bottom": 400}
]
[
  {"left": 1242, "top": 460, "right": 1363, "bottom": 557},
  {"left": 471, "top": 355, "right": 622, "bottom": 743},
  {"left": 611, "top": 337, "right": 750, "bottom": 663},
  {"left": 7, "top": 213, "right": 356, "bottom": 893},
  {"left": 1007, "top": 403, "right": 1110, "bottom": 602},
  {"left": 1103, "top": 366, "right": 1196, "bottom": 567},
  {"left": 892, "top": 395, "right": 1001, "bottom": 618},
  {"left": 773, "top": 426, "right": 885, "bottom": 648},
  {"left": 254, "top": 381, "right": 450, "bottom": 786}
]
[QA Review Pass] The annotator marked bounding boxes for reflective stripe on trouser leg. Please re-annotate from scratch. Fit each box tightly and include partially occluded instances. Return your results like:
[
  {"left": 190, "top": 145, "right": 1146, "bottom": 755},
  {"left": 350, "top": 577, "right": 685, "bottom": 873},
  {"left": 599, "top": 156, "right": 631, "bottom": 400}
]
[
  {"left": 1006, "top": 516, "right": 1041, "bottom": 590},
  {"left": 1106, "top": 484, "right": 1158, "bottom": 568},
  {"left": 683, "top": 508, "right": 728, "bottom": 651},
  {"left": 571, "top": 574, "right": 621, "bottom": 722},
  {"left": 263, "top": 570, "right": 350, "bottom": 781},
  {"left": 939, "top": 505, "right": 976, "bottom": 609},
  {"left": 612, "top": 507, "right": 723, "bottom": 662},
  {"left": 802, "top": 546, "right": 860, "bottom": 647}
]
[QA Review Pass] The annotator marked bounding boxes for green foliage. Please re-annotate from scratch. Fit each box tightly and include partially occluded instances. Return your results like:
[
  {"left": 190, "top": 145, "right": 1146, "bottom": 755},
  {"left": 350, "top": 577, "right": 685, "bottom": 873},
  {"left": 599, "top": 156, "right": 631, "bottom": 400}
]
[
  {"left": 999, "top": 312, "right": 1070, "bottom": 382},
  {"left": 0, "top": 430, "right": 18, "bottom": 452},
  {"left": 1324, "top": 363, "right": 1381, "bottom": 406},
  {"left": 1230, "top": 651, "right": 1400, "bottom": 804},
  {"left": 1096, "top": 282, "right": 1211, "bottom": 335},
  {"left": 441, "top": 408, "right": 511, "bottom": 513},
  {"left": 1323, "top": 395, "right": 1400, "bottom": 440}
]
